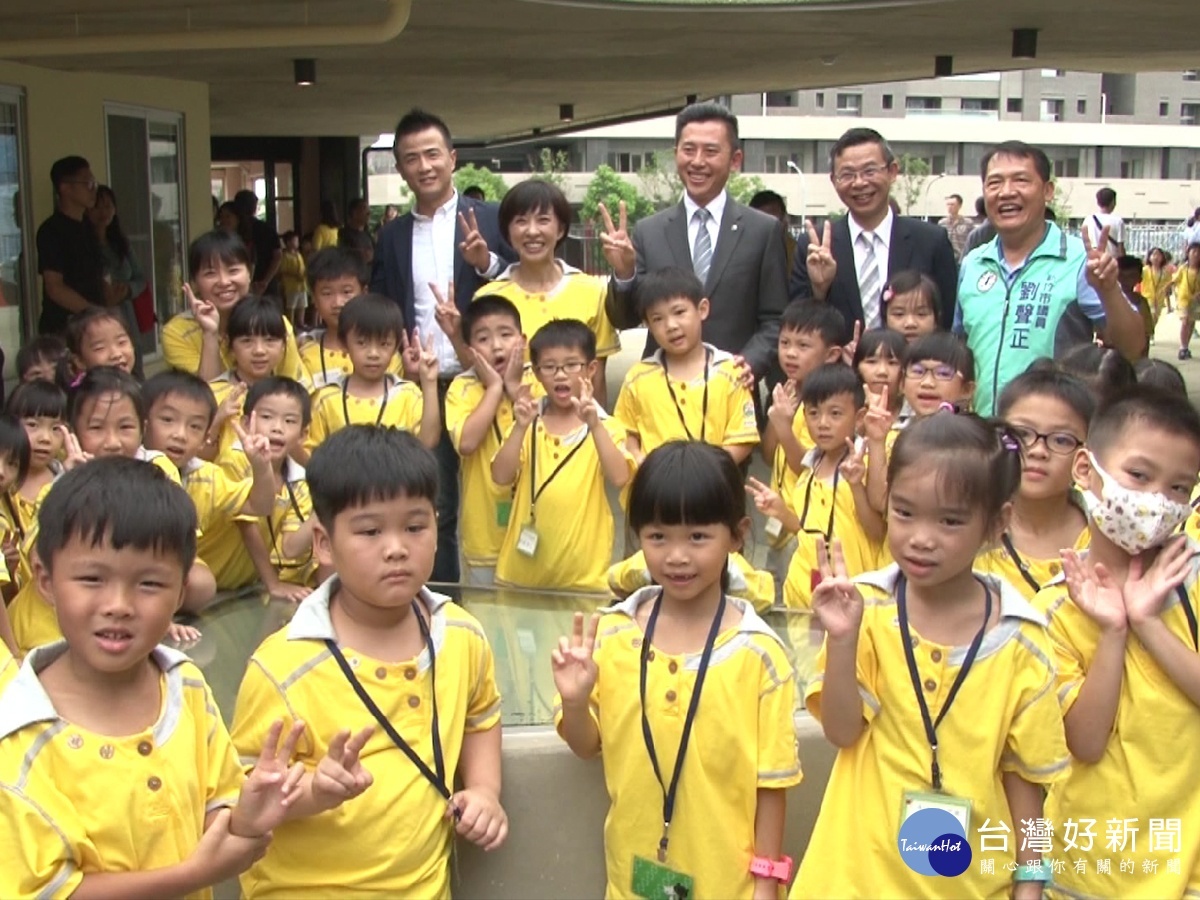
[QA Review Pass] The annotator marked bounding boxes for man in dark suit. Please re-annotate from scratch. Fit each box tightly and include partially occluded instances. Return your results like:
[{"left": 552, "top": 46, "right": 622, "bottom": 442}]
[
  {"left": 790, "top": 128, "right": 958, "bottom": 332},
  {"left": 603, "top": 102, "right": 787, "bottom": 380},
  {"left": 370, "top": 108, "right": 514, "bottom": 583}
]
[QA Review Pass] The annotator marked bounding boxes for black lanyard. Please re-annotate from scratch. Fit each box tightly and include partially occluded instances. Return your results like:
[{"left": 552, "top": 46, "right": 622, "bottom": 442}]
[
  {"left": 797, "top": 451, "right": 844, "bottom": 542},
  {"left": 1000, "top": 533, "right": 1042, "bottom": 595},
  {"left": 1177, "top": 585, "right": 1198, "bottom": 651},
  {"left": 319, "top": 334, "right": 330, "bottom": 385},
  {"left": 662, "top": 349, "right": 709, "bottom": 443},
  {"left": 3, "top": 493, "right": 25, "bottom": 544},
  {"left": 324, "top": 601, "right": 458, "bottom": 816},
  {"left": 265, "top": 464, "right": 311, "bottom": 566},
  {"left": 527, "top": 417, "right": 588, "bottom": 524},
  {"left": 897, "top": 575, "right": 992, "bottom": 792},
  {"left": 639, "top": 589, "right": 726, "bottom": 863},
  {"left": 342, "top": 377, "right": 390, "bottom": 428}
]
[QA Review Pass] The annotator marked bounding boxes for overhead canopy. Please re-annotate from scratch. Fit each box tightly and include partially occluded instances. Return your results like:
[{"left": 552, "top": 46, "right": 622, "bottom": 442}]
[{"left": 0, "top": 0, "right": 1194, "bottom": 141}]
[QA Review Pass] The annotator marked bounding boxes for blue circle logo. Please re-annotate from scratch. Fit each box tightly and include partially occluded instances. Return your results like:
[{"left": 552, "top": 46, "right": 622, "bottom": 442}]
[{"left": 897, "top": 808, "right": 972, "bottom": 877}]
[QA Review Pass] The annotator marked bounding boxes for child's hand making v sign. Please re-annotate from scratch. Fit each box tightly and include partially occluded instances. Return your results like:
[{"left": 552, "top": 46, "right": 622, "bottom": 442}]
[{"left": 552, "top": 612, "right": 602, "bottom": 758}]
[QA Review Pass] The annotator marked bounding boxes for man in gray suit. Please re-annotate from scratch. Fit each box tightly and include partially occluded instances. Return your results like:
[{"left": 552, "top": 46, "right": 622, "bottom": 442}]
[{"left": 602, "top": 102, "right": 788, "bottom": 380}]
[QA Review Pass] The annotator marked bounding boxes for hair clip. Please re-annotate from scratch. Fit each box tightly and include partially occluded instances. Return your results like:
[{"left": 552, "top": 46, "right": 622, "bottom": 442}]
[
  {"left": 69, "top": 371, "right": 85, "bottom": 389},
  {"left": 882, "top": 288, "right": 894, "bottom": 304},
  {"left": 938, "top": 402, "right": 956, "bottom": 414},
  {"left": 1001, "top": 435, "right": 1021, "bottom": 452}
]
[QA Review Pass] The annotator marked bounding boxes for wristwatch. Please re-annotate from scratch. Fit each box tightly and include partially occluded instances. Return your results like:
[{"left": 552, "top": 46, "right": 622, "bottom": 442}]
[{"left": 749, "top": 855, "right": 794, "bottom": 882}]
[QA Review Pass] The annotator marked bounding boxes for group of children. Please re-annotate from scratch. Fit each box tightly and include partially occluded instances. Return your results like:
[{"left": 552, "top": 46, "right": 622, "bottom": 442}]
[{"left": 2, "top": 209, "right": 1200, "bottom": 898}]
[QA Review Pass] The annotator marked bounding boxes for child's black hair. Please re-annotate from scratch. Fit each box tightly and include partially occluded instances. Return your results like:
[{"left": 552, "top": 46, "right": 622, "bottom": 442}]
[
  {"left": 68, "top": 366, "right": 144, "bottom": 430},
  {"left": 780, "top": 298, "right": 847, "bottom": 347},
  {"left": 852, "top": 327, "right": 907, "bottom": 370},
  {"left": 800, "top": 362, "right": 866, "bottom": 409},
  {"left": 1087, "top": 385, "right": 1200, "bottom": 461},
  {"left": 188, "top": 229, "right": 251, "bottom": 280},
  {"left": 65, "top": 306, "right": 133, "bottom": 360},
  {"left": 888, "top": 411, "right": 1022, "bottom": 531},
  {"left": 7, "top": 379, "right": 67, "bottom": 421},
  {"left": 1058, "top": 344, "right": 1137, "bottom": 407},
  {"left": 883, "top": 270, "right": 940, "bottom": 310},
  {"left": 997, "top": 360, "right": 1095, "bottom": 425},
  {"left": 0, "top": 413, "right": 31, "bottom": 487},
  {"left": 16, "top": 335, "right": 67, "bottom": 381},
  {"left": 142, "top": 371, "right": 218, "bottom": 428},
  {"left": 337, "top": 293, "right": 404, "bottom": 345},
  {"left": 1134, "top": 358, "right": 1188, "bottom": 398},
  {"left": 529, "top": 319, "right": 596, "bottom": 364},
  {"left": 245, "top": 376, "right": 312, "bottom": 429},
  {"left": 462, "top": 295, "right": 522, "bottom": 345},
  {"left": 903, "top": 332, "right": 975, "bottom": 382},
  {"left": 634, "top": 267, "right": 704, "bottom": 319},
  {"left": 36, "top": 456, "right": 197, "bottom": 574},
  {"left": 305, "top": 246, "right": 367, "bottom": 292},
  {"left": 226, "top": 294, "right": 288, "bottom": 342},
  {"left": 307, "top": 425, "right": 438, "bottom": 529}
]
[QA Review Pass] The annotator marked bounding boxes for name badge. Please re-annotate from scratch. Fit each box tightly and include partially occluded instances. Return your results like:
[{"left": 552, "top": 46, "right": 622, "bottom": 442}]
[
  {"left": 764, "top": 517, "right": 784, "bottom": 539},
  {"left": 495, "top": 499, "right": 512, "bottom": 528},
  {"left": 632, "top": 855, "right": 694, "bottom": 900},
  {"left": 516, "top": 525, "right": 539, "bottom": 558},
  {"left": 900, "top": 789, "right": 972, "bottom": 833}
]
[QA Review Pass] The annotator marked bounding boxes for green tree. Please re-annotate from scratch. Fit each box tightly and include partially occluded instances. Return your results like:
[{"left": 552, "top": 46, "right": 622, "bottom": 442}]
[
  {"left": 638, "top": 150, "right": 681, "bottom": 210},
  {"left": 580, "top": 165, "right": 654, "bottom": 227},
  {"left": 727, "top": 171, "right": 769, "bottom": 206},
  {"left": 453, "top": 164, "right": 509, "bottom": 201},
  {"left": 530, "top": 148, "right": 570, "bottom": 189},
  {"left": 896, "top": 154, "right": 931, "bottom": 214}
]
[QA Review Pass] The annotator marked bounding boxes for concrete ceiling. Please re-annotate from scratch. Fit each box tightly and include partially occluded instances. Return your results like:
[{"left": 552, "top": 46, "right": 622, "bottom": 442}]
[{"left": 0, "top": 0, "right": 1196, "bottom": 141}]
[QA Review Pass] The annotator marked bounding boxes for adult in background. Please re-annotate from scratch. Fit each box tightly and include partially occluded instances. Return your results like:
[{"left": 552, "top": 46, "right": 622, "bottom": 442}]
[
  {"left": 965, "top": 195, "right": 995, "bottom": 254},
  {"left": 312, "top": 200, "right": 341, "bottom": 251},
  {"left": 371, "top": 107, "right": 515, "bottom": 583},
  {"left": 1084, "top": 187, "right": 1126, "bottom": 258},
  {"left": 339, "top": 197, "right": 375, "bottom": 267},
  {"left": 938, "top": 193, "right": 973, "bottom": 264},
  {"left": 602, "top": 101, "right": 787, "bottom": 381},
  {"left": 88, "top": 184, "right": 147, "bottom": 377},
  {"left": 790, "top": 128, "right": 958, "bottom": 332},
  {"left": 749, "top": 189, "right": 798, "bottom": 275},
  {"left": 233, "top": 189, "right": 281, "bottom": 297},
  {"left": 955, "top": 141, "right": 1145, "bottom": 414},
  {"left": 35, "top": 156, "right": 105, "bottom": 335}
]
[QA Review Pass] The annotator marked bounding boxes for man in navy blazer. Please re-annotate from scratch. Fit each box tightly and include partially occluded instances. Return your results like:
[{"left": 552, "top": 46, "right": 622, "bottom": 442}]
[
  {"left": 789, "top": 128, "right": 958, "bottom": 332},
  {"left": 370, "top": 108, "right": 515, "bottom": 583}
]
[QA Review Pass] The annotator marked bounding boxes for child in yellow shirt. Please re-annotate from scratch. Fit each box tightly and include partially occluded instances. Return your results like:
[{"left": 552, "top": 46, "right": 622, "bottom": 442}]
[
  {"left": 0, "top": 414, "right": 27, "bottom": 653},
  {"left": 0, "top": 457, "right": 371, "bottom": 899},
  {"left": 279, "top": 230, "right": 308, "bottom": 329},
  {"left": 1037, "top": 387, "right": 1200, "bottom": 899},
  {"left": 607, "top": 548, "right": 774, "bottom": 612},
  {"left": 305, "top": 293, "right": 438, "bottom": 456},
  {"left": 232, "top": 426, "right": 507, "bottom": 898},
  {"left": 492, "top": 319, "right": 635, "bottom": 593},
  {"left": 554, "top": 441, "right": 801, "bottom": 899},
  {"left": 614, "top": 266, "right": 758, "bottom": 464},
  {"left": 6, "top": 380, "right": 67, "bottom": 546},
  {"left": 62, "top": 306, "right": 137, "bottom": 379},
  {"left": 795, "top": 412, "right": 1068, "bottom": 899}
]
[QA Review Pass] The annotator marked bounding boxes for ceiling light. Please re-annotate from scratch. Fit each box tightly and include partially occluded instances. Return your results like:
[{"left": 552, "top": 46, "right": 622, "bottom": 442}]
[
  {"left": 294, "top": 59, "right": 316, "bottom": 87},
  {"left": 559, "top": 103, "right": 574, "bottom": 122},
  {"left": 1011, "top": 28, "right": 1038, "bottom": 60},
  {"left": 935, "top": 55, "right": 953, "bottom": 78}
]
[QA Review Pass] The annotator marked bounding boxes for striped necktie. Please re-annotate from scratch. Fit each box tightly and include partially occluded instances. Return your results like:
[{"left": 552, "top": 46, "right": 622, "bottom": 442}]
[
  {"left": 858, "top": 230, "right": 882, "bottom": 328},
  {"left": 692, "top": 208, "right": 713, "bottom": 285}
]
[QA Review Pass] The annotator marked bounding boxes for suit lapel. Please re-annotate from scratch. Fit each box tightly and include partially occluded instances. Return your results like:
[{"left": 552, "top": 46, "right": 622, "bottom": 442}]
[
  {"left": 833, "top": 218, "right": 862, "bottom": 316},
  {"left": 705, "top": 201, "right": 743, "bottom": 294},
  {"left": 888, "top": 216, "right": 914, "bottom": 277},
  {"left": 397, "top": 214, "right": 416, "bottom": 327},
  {"left": 453, "top": 198, "right": 471, "bottom": 299},
  {"left": 666, "top": 202, "right": 691, "bottom": 272}
]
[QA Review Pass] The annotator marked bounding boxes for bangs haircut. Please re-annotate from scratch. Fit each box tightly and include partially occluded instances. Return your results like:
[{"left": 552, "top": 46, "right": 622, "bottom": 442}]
[
  {"left": 529, "top": 319, "right": 596, "bottom": 364},
  {"left": 628, "top": 441, "right": 745, "bottom": 535},
  {"left": 1134, "top": 358, "right": 1188, "bottom": 399},
  {"left": 337, "top": 293, "right": 404, "bottom": 345},
  {"left": 997, "top": 361, "right": 1095, "bottom": 424},
  {"left": 227, "top": 295, "right": 287, "bottom": 342},
  {"left": 66, "top": 306, "right": 131, "bottom": 358},
  {"left": 903, "top": 332, "right": 975, "bottom": 381},
  {"left": 800, "top": 363, "right": 866, "bottom": 409},
  {"left": 70, "top": 366, "right": 144, "bottom": 429},
  {"left": 884, "top": 270, "right": 940, "bottom": 309},
  {"left": 7, "top": 379, "right": 67, "bottom": 420},
  {"left": 245, "top": 376, "right": 312, "bottom": 428},
  {"left": 307, "top": 426, "right": 438, "bottom": 529},
  {"left": 853, "top": 328, "right": 906, "bottom": 369},
  {"left": 781, "top": 298, "right": 847, "bottom": 348},
  {"left": 16, "top": 335, "right": 67, "bottom": 380},
  {"left": 188, "top": 229, "right": 251, "bottom": 280},
  {"left": 36, "top": 456, "right": 197, "bottom": 574},
  {"left": 636, "top": 267, "right": 704, "bottom": 319},
  {"left": 498, "top": 180, "right": 572, "bottom": 246},
  {"left": 1087, "top": 386, "right": 1200, "bottom": 460},
  {"left": 888, "top": 412, "right": 1022, "bottom": 530},
  {"left": 143, "top": 371, "right": 217, "bottom": 426},
  {"left": 462, "top": 295, "right": 522, "bottom": 344},
  {"left": 306, "top": 247, "right": 366, "bottom": 291},
  {"left": 0, "top": 413, "right": 31, "bottom": 485}
]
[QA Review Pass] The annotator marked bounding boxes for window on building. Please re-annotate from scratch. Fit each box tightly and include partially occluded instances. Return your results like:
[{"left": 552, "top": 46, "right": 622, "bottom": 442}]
[
  {"left": 881, "top": 94, "right": 894, "bottom": 110},
  {"left": 0, "top": 86, "right": 32, "bottom": 363},
  {"left": 1041, "top": 69, "right": 1065, "bottom": 78},
  {"left": 1006, "top": 97, "right": 1023, "bottom": 114},
  {"left": 1183, "top": 103, "right": 1200, "bottom": 126},
  {"left": 835, "top": 93, "right": 862, "bottom": 116},
  {"left": 905, "top": 96, "right": 942, "bottom": 113},
  {"left": 815, "top": 92, "right": 825, "bottom": 108},
  {"left": 961, "top": 98, "right": 1000, "bottom": 114},
  {"left": 1077, "top": 99, "right": 1087, "bottom": 115},
  {"left": 1120, "top": 159, "right": 1145, "bottom": 179},
  {"left": 605, "top": 152, "right": 645, "bottom": 173},
  {"left": 1051, "top": 158, "right": 1080, "bottom": 178},
  {"left": 765, "top": 91, "right": 795, "bottom": 108},
  {"left": 1185, "top": 70, "right": 1200, "bottom": 81},
  {"left": 1040, "top": 98, "right": 1065, "bottom": 122},
  {"left": 1160, "top": 101, "right": 1171, "bottom": 116},
  {"left": 1188, "top": 162, "right": 1200, "bottom": 180}
]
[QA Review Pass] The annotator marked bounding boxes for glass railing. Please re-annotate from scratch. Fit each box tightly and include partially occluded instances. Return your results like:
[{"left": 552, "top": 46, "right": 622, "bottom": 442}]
[{"left": 190, "top": 584, "right": 820, "bottom": 729}]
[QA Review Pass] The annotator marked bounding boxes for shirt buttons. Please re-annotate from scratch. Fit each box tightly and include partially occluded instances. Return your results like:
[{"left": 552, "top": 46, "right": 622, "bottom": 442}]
[
  {"left": 665, "top": 690, "right": 677, "bottom": 703},
  {"left": 137, "top": 741, "right": 153, "bottom": 756},
  {"left": 67, "top": 734, "right": 84, "bottom": 750},
  {"left": 930, "top": 650, "right": 943, "bottom": 663},
  {"left": 668, "top": 661, "right": 678, "bottom": 674},
  {"left": 647, "top": 650, "right": 656, "bottom": 662},
  {"left": 147, "top": 776, "right": 162, "bottom": 791},
  {"left": 408, "top": 695, "right": 421, "bottom": 708},
  {"left": 910, "top": 636, "right": 919, "bottom": 648},
  {"left": 375, "top": 667, "right": 387, "bottom": 679},
  {"left": 99, "top": 744, "right": 115, "bottom": 760},
  {"left": 631, "top": 638, "right": 642, "bottom": 649},
  {"left": 923, "top": 678, "right": 937, "bottom": 693},
  {"left": 404, "top": 668, "right": 417, "bottom": 680}
]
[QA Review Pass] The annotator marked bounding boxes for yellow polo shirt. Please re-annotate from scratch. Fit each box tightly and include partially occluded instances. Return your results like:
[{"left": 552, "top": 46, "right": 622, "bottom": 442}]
[
  {"left": 607, "top": 550, "right": 774, "bottom": 613},
  {"left": 306, "top": 374, "right": 425, "bottom": 455},
  {"left": 161, "top": 310, "right": 304, "bottom": 380},
  {"left": 765, "top": 407, "right": 813, "bottom": 550},
  {"left": 975, "top": 509, "right": 1090, "bottom": 601},
  {"left": 297, "top": 330, "right": 402, "bottom": 393},
  {"left": 231, "top": 579, "right": 501, "bottom": 899},
  {"left": 181, "top": 458, "right": 256, "bottom": 590}
]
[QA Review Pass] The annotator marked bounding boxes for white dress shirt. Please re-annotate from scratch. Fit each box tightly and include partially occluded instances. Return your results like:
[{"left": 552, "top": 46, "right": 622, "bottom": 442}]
[
  {"left": 848, "top": 206, "right": 894, "bottom": 290},
  {"left": 683, "top": 190, "right": 727, "bottom": 258},
  {"left": 410, "top": 192, "right": 461, "bottom": 374}
]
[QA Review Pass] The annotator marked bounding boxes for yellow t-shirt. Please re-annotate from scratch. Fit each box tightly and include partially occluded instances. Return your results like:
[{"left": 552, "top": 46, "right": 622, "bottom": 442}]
[
  {"left": 445, "top": 366, "right": 540, "bottom": 567},
  {"left": 0, "top": 646, "right": 13, "bottom": 688},
  {"left": 305, "top": 374, "right": 425, "bottom": 455},
  {"left": 782, "top": 444, "right": 882, "bottom": 611},
  {"left": 0, "top": 644, "right": 243, "bottom": 900},
  {"left": 1173, "top": 266, "right": 1200, "bottom": 307},
  {"left": 793, "top": 566, "right": 1069, "bottom": 899},
  {"left": 208, "top": 373, "right": 249, "bottom": 460},
  {"left": 553, "top": 588, "right": 802, "bottom": 899},
  {"left": 231, "top": 456, "right": 316, "bottom": 587},
  {"left": 765, "top": 408, "right": 814, "bottom": 551},
  {"left": 1036, "top": 554, "right": 1200, "bottom": 899},
  {"left": 1141, "top": 265, "right": 1171, "bottom": 306},
  {"left": 613, "top": 345, "right": 758, "bottom": 456},
  {"left": 606, "top": 550, "right": 774, "bottom": 612},
  {"left": 297, "top": 330, "right": 402, "bottom": 393},
  {"left": 161, "top": 311, "right": 304, "bottom": 380},
  {"left": 279, "top": 250, "right": 307, "bottom": 297},
  {"left": 181, "top": 458, "right": 256, "bottom": 590},
  {"left": 494, "top": 410, "right": 634, "bottom": 593},
  {"left": 472, "top": 262, "right": 620, "bottom": 359},
  {"left": 311, "top": 223, "right": 339, "bottom": 251},
  {"left": 976, "top": 520, "right": 1090, "bottom": 601},
  {"left": 231, "top": 580, "right": 501, "bottom": 900}
]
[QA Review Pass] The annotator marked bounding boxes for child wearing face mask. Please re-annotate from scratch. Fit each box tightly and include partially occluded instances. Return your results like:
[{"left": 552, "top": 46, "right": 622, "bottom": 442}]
[{"left": 1036, "top": 386, "right": 1200, "bottom": 899}]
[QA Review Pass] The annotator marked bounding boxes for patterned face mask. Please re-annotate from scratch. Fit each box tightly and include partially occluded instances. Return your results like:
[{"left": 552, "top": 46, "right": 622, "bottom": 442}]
[{"left": 1080, "top": 453, "right": 1191, "bottom": 555}]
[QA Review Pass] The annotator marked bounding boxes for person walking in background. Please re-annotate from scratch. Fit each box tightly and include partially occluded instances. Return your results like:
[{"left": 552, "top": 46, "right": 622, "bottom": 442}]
[
  {"left": 338, "top": 197, "right": 375, "bottom": 267},
  {"left": 1140, "top": 247, "right": 1173, "bottom": 330},
  {"left": 278, "top": 230, "right": 308, "bottom": 330},
  {"left": 88, "top": 184, "right": 148, "bottom": 378},
  {"left": 938, "top": 193, "right": 973, "bottom": 264},
  {"left": 1084, "top": 187, "right": 1126, "bottom": 258}
]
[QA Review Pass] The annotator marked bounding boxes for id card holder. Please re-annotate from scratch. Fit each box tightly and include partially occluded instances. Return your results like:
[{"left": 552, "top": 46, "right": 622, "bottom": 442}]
[
  {"left": 495, "top": 499, "right": 512, "bottom": 528},
  {"left": 632, "top": 855, "right": 695, "bottom": 900},
  {"left": 764, "top": 516, "right": 784, "bottom": 539},
  {"left": 516, "top": 524, "right": 539, "bottom": 558},
  {"left": 900, "top": 789, "right": 972, "bottom": 833}
]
